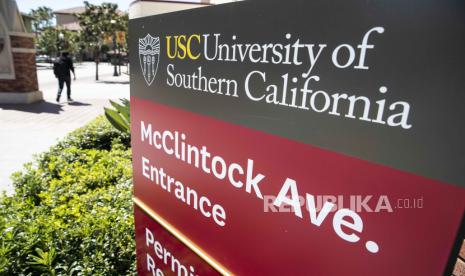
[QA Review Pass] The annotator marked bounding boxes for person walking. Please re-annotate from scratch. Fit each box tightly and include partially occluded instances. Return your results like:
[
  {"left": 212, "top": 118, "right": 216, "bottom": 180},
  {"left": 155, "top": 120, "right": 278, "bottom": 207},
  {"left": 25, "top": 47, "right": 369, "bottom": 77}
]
[{"left": 53, "top": 52, "right": 76, "bottom": 102}]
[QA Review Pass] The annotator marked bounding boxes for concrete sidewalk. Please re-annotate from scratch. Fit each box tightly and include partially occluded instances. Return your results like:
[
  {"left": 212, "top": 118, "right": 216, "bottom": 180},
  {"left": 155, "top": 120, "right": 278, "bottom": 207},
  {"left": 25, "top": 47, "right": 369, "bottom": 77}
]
[{"left": 0, "top": 62, "right": 130, "bottom": 194}]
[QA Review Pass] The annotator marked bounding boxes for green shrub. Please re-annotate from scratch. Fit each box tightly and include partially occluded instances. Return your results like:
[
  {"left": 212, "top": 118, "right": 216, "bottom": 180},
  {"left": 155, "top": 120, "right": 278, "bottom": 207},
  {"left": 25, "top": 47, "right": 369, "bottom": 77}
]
[
  {"left": 0, "top": 116, "right": 135, "bottom": 275},
  {"left": 55, "top": 115, "right": 130, "bottom": 151},
  {"left": 104, "top": 99, "right": 130, "bottom": 135}
]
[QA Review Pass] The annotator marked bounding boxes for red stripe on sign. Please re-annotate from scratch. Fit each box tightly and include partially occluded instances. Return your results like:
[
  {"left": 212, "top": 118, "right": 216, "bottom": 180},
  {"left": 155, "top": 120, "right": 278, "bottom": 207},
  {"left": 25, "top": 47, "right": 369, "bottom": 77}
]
[{"left": 131, "top": 96, "right": 465, "bottom": 276}]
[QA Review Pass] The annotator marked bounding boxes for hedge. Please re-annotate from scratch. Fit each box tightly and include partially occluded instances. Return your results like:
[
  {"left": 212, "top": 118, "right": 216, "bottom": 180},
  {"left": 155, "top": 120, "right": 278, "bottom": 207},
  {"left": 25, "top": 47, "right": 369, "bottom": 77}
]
[{"left": 0, "top": 116, "right": 136, "bottom": 275}]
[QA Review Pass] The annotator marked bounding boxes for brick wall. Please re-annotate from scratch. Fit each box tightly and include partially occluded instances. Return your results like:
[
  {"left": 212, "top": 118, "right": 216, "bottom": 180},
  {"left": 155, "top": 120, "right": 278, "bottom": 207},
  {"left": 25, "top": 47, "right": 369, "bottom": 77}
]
[
  {"left": 0, "top": 35, "right": 38, "bottom": 93},
  {"left": 453, "top": 240, "right": 465, "bottom": 276},
  {"left": 9, "top": 35, "right": 34, "bottom": 49}
]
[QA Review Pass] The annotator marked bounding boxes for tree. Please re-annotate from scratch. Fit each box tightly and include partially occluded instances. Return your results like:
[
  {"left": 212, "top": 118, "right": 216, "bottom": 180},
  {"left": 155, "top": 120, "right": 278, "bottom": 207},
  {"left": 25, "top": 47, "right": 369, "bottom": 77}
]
[
  {"left": 35, "top": 28, "right": 82, "bottom": 60},
  {"left": 65, "top": 31, "right": 86, "bottom": 62},
  {"left": 29, "top": 6, "right": 54, "bottom": 34},
  {"left": 118, "top": 14, "right": 129, "bottom": 53},
  {"left": 35, "top": 27, "right": 58, "bottom": 57},
  {"left": 76, "top": 2, "right": 125, "bottom": 80},
  {"left": 30, "top": 6, "right": 55, "bottom": 57}
]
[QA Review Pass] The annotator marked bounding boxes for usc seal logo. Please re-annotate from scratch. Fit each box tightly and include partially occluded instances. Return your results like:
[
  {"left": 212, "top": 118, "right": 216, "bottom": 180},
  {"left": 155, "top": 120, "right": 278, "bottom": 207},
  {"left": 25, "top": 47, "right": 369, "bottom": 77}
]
[{"left": 139, "top": 34, "right": 160, "bottom": 86}]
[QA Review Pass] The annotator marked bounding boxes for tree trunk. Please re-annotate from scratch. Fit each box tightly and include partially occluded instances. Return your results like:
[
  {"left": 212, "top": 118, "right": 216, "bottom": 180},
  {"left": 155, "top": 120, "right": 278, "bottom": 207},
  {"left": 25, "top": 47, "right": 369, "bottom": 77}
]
[{"left": 95, "top": 53, "right": 100, "bottom": 81}]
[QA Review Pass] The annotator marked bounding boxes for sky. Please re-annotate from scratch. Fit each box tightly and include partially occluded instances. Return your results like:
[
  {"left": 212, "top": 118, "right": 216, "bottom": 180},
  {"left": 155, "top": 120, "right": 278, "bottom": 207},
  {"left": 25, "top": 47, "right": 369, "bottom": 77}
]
[{"left": 17, "top": 0, "right": 201, "bottom": 13}]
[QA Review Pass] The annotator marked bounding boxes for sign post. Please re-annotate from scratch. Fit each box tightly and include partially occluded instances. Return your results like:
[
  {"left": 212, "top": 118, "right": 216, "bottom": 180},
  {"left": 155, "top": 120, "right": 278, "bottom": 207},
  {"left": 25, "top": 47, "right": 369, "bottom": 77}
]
[{"left": 130, "top": 1, "right": 465, "bottom": 275}]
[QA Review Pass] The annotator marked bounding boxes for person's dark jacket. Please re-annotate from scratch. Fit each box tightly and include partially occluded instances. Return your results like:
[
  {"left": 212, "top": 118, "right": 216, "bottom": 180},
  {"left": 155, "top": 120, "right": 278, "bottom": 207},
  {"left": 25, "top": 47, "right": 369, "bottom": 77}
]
[{"left": 53, "top": 56, "right": 74, "bottom": 78}]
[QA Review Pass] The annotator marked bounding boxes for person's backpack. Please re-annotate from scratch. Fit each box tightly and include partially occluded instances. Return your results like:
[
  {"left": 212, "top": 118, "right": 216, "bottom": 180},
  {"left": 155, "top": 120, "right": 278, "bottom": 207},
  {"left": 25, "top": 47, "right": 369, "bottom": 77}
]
[{"left": 53, "top": 58, "right": 64, "bottom": 78}]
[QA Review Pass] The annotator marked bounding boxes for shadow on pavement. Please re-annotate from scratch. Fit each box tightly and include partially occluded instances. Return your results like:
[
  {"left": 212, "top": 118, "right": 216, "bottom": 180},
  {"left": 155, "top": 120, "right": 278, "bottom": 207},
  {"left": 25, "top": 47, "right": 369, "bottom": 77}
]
[
  {"left": 0, "top": 100, "right": 64, "bottom": 114},
  {"left": 36, "top": 65, "right": 53, "bottom": 70},
  {"left": 98, "top": 80, "right": 130, "bottom": 85},
  {"left": 68, "top": 101, "right": 91, "bottom": 106}
]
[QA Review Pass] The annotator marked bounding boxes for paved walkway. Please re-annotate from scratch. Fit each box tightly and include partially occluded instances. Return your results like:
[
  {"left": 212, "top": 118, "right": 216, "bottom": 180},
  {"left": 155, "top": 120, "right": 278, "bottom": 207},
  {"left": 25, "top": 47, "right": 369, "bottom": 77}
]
[{"left": 0, "top": 62, "right": 130, "bottom": 194}]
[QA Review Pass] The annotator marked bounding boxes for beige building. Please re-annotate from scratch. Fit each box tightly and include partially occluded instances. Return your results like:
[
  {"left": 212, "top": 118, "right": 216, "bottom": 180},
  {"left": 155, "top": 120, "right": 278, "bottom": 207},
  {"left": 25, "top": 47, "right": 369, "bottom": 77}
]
[
  {"left": 129, "top": 0, "right": 241, "bottom": 19},
  {"left": 54, "top": 7, "right": 85, "bottom": 31}
]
